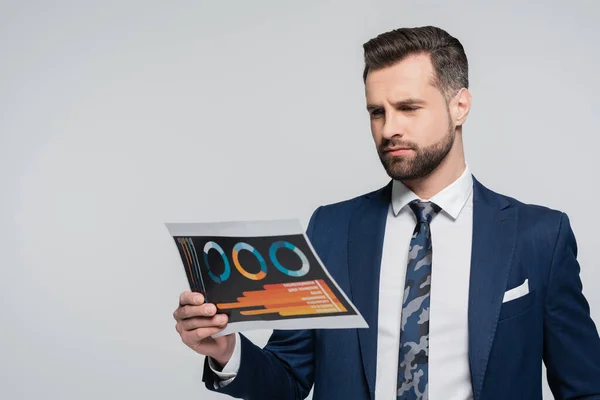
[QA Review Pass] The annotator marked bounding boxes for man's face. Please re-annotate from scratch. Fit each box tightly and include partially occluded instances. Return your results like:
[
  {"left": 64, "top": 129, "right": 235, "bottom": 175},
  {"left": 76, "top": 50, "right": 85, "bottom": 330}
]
[{"left": 365, "top": 54, "right": 456, "bottom": 181}]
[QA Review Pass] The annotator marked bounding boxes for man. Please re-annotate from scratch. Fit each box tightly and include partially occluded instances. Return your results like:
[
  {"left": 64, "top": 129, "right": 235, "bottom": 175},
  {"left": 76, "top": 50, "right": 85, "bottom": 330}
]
[{"left": 173, "top": 26, "right": 600, "bottom": 399}]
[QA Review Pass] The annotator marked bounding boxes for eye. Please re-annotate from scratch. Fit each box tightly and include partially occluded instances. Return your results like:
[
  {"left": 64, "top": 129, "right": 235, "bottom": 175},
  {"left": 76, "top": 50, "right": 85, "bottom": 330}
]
[
  {"left": 399, "top": 105, "right": 419, "bottom": 112},
  {"left": 370, "top": 108, "right": 384, "bottom": 118}
]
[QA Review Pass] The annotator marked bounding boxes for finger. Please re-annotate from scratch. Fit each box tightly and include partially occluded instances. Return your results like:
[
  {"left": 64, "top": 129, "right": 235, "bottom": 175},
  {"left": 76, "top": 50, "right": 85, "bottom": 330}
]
[
  {"left": 178, "top": 291, "right": 191, "bottom": 306},
  {"left": 181, "top": 325, "right": 228, "bottom": 344},
  {"left": 178, "top": 314, "right": 228, "bottom": 332},
  {"left": 173, "top": 303, "right": 218, "bottom": 321},
  {"left": 179, "top": 292, "right": 204, "bottom": 307}
]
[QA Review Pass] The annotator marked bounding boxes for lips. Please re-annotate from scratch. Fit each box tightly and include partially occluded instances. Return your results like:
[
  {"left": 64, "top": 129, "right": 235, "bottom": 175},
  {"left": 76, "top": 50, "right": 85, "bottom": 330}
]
[{"left": 383, "top": 147, "right": 415, "bottom": 157}]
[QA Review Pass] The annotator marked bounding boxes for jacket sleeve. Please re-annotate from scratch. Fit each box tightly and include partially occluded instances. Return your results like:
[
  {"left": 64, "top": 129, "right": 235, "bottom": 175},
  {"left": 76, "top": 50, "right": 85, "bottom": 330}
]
[
  {"left": 202, "top": 206, "right": 323, "bottom": 399},
  {"left": 543, "top": 212, "right": 600, "bottom": 399}
]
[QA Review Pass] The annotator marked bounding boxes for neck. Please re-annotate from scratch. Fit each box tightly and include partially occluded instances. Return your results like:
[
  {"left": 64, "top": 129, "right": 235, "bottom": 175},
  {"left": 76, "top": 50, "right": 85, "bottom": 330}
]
[{"left": 402, "top": 136, "right": 466, "bottom": 200}]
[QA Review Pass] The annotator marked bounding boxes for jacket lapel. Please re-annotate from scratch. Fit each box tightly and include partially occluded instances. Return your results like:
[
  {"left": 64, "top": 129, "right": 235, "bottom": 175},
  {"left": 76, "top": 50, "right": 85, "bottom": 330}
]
[
  {"left": 348, "top": 182, "right": 391, "bottom": 400},
  {"left": 468, "top": 177, "right": 519, "bottom": 400}
]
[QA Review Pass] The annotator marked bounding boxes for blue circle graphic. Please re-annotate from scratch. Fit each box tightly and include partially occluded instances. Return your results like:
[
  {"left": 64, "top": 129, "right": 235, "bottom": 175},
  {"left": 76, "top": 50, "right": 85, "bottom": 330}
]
[
  {"left": 269, "top": 241, "right": 310, "bottom": 277},
  {"left": 203, "top": 241, "right": 230, "bottom": 283}
]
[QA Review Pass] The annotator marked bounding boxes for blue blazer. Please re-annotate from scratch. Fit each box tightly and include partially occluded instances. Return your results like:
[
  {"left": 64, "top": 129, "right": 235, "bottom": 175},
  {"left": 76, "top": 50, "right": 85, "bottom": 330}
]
[{"left": 204, "top": 177, "right": 600, "bottom": 399}]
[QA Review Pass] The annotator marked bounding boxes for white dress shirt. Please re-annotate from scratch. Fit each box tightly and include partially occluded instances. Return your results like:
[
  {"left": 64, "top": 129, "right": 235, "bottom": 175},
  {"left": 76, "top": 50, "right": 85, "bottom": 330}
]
[{"left": 211, "top": 165, "right": 475, "bottom": 399}]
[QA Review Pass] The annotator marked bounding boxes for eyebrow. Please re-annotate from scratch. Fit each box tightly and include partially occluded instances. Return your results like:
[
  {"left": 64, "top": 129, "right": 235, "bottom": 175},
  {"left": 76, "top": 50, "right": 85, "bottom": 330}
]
[{"left": 366, "top": 98, "right": 427, "bottom": 112}]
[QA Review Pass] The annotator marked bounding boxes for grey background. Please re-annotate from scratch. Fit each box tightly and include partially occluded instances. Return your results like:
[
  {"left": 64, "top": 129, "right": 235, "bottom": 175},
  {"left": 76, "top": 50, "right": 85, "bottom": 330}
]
[{"left": 1, "top": 1, "right": 598, "bottom": 399}]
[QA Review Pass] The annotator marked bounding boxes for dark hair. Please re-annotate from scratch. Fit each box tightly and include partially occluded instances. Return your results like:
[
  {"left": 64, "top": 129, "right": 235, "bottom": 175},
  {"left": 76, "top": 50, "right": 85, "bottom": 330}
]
[{"left": 362, "top": 26, "right": 469, "bottom": 100}]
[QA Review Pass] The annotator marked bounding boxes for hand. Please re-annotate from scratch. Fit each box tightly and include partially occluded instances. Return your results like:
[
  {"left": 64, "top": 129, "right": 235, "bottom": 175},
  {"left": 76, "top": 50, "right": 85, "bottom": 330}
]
[{"left": 173, "top": 291, "right": 236, "bottom": 367}]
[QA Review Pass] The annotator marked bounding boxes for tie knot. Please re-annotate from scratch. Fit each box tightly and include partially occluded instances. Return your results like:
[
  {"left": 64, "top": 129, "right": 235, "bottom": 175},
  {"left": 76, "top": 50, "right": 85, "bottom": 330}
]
[{"left": 409, "top": 200, "right": 441, "bottom": 224}]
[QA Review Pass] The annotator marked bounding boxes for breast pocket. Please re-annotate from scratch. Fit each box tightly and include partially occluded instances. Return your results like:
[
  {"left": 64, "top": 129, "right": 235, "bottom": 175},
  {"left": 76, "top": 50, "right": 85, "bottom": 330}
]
[{"left": 498, "top": 290, "right": 536, "bottom": 321}]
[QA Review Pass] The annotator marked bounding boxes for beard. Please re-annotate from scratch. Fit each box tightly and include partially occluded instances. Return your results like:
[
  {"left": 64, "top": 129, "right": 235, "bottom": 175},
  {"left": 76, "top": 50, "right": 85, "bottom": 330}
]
[{"left": 377, "top": 118, "right": 455, "bottom": 181}]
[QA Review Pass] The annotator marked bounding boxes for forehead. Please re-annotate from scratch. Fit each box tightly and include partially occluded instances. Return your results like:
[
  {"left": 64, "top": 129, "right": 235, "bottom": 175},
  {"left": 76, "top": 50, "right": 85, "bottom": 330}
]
[{"left": 365, "top": 54, "right": 439, "bottom": 102}]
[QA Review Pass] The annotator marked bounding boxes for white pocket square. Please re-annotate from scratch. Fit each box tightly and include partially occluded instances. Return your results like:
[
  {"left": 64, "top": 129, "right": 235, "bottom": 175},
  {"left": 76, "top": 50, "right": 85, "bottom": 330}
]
[{"left": 502, "top": 279, "right": 529, "bottom": 303}]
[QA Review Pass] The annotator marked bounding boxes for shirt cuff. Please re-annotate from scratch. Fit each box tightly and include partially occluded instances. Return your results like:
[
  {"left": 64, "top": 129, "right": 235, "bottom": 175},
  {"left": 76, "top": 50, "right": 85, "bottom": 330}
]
[{"left": 207, "top": 332, "right": 241, "bottom": 388}]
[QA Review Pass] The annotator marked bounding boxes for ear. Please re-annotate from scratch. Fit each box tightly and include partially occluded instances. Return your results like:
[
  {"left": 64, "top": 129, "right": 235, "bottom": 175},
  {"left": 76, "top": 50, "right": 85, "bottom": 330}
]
[{"left": 450, "top": 88, "right": 472, "bottom": 127}]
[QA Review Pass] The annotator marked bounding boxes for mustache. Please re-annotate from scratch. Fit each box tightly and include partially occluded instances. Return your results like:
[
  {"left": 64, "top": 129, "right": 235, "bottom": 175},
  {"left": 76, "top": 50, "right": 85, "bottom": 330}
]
[{"left": 379, "top": 138, "right": 418, "bottom": 152}]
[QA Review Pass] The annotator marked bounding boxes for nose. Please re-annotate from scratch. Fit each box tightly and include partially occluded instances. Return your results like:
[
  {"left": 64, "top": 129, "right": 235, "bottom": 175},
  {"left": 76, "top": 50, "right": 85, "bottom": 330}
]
[{"left": 381, "top": 113, "right": 404, "bottom": 140}]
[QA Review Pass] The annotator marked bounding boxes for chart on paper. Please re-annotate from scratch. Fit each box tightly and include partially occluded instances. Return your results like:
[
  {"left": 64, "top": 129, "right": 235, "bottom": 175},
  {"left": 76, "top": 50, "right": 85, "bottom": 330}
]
[{"left": 166, "top": 219, "right": 367, "bottom": 335}]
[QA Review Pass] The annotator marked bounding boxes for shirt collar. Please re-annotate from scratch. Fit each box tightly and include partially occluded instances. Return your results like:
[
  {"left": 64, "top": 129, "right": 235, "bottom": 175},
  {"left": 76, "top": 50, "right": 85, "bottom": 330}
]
[{"left": 391, "top": 164, "right": 473, "bottom": 220}]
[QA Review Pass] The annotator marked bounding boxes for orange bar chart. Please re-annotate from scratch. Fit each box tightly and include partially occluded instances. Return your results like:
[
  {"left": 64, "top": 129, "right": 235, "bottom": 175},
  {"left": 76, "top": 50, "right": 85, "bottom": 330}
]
[{"left": 216, "top": 279, "right": 347, "bottom": 317}]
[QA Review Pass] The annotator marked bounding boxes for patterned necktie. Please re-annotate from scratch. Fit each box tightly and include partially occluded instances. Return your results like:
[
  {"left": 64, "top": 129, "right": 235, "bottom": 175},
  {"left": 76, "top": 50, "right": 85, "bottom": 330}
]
[{"left": 397, "top": 200, "right": 441, "bottom": 400}]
